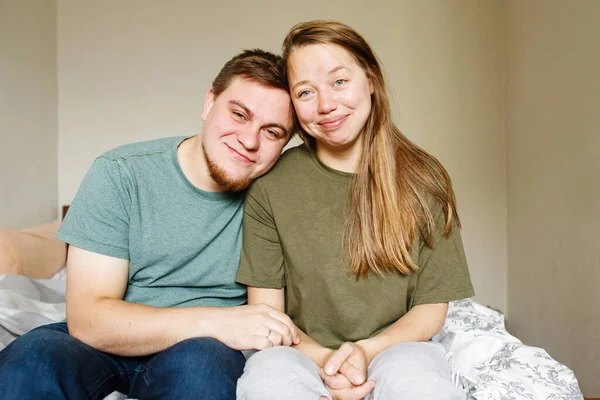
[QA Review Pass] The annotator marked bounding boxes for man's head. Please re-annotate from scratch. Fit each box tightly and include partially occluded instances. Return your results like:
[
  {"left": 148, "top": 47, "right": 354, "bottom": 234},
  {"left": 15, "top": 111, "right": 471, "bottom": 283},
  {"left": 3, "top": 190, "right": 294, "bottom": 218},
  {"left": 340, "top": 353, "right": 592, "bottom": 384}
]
[{"left": 199, "top": 49, "right": 295, "bottom": 191}]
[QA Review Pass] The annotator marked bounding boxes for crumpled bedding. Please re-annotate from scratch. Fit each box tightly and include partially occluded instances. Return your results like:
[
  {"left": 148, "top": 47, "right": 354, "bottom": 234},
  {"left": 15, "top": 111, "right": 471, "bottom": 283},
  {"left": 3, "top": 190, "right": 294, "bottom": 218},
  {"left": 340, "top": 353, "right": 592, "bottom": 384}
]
[
  {"left": 0, "top": 274, "right": 65, "bottom": 350},
  {"left": 433, "top": 299, "right": 583, "bottom": 400},
  {"left": 0, "top": 274, "right": 583, "bottom": 399}
]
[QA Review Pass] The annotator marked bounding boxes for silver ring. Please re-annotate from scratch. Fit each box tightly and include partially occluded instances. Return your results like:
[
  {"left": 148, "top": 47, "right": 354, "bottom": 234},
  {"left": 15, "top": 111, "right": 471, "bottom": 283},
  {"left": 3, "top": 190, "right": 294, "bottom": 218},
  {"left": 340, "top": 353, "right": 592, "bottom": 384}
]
[{"left": 265, "top": 329, "right": 271, "bottom": 338}]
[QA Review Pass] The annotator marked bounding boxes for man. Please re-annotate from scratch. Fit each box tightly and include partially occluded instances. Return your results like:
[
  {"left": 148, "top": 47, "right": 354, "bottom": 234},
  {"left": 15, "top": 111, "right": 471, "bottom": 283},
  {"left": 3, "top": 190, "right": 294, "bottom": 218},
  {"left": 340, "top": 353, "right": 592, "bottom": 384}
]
[{"left": 0, "top": 49, "right": 299, "bottom": 399}]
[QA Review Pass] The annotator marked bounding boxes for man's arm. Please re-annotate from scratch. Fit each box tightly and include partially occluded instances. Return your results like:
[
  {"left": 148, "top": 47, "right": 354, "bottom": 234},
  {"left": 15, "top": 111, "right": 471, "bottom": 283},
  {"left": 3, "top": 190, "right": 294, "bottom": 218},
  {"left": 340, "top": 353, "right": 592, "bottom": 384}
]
[{"left": 66, "top": 246, "right": 299, "bottom": 356}]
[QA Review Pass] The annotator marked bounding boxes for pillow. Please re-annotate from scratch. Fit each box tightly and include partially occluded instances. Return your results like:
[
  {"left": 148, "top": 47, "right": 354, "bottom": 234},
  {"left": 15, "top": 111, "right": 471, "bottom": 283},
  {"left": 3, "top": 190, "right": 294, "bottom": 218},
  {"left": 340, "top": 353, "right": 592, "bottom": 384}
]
[{"left": 0, "top": 220, "right": 66, "bottom": 279}]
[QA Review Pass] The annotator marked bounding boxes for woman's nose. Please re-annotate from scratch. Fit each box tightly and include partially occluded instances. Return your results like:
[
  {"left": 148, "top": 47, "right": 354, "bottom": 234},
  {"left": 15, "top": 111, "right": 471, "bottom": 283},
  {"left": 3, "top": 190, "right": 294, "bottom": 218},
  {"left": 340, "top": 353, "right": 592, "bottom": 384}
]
[{"left": 317, "top": 90, "right": 337, "bottom": 114}]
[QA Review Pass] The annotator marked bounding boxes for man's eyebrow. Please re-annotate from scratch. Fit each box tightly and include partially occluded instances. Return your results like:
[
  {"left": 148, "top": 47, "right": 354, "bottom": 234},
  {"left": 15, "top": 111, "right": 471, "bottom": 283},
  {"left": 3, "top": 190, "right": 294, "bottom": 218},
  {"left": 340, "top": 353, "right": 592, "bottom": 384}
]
[
  {"left": 229, "top": 100, "right": 254, "bottom": 119},
  {"left": 230, "top": 100, "right": 289, "bottom": 137},
  {"left": 290, "top": 65, "right": 349, "bottom": 92}
]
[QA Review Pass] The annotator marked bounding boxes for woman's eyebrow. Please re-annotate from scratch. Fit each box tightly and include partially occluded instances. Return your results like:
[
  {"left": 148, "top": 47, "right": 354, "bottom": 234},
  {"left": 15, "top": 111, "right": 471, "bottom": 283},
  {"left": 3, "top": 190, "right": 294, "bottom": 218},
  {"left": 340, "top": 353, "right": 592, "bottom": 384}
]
[
  {"left": 328, "top": 65, "right": 348, "bottom": 75},
  {"left": 291, "top": 65, "right": 349, "bottom": 91}
]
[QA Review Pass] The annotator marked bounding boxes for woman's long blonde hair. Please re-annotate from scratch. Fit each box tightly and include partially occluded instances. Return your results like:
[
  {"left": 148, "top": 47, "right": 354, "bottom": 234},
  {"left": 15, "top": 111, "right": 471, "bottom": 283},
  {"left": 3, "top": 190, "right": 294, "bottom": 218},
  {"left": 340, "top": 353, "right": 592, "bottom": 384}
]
[{"left": 282, "top": 20, "right": 460, "bottom": 278}]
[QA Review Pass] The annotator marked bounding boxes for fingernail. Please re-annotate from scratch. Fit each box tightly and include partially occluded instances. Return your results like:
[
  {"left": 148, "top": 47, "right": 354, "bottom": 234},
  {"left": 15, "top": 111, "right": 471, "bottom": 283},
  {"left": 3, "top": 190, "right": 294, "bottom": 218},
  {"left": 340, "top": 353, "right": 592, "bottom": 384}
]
[{"left": 325, "top": 365, "right": 335, "bottom": 375}]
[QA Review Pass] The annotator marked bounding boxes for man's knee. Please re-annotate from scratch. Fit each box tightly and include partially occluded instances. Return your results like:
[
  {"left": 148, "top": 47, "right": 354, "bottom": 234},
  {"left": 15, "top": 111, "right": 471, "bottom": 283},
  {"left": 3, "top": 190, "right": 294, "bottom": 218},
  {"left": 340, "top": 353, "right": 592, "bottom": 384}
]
[
  {"left": 130, "top": 337, "right": 244, "bottom": 400},
  {"left": 0, "top": 324, "right": 75, "bottom": 395},
  {"left": 0, "top": 324, "right": 72, "bottom": 372},
  {"left": 143, "top": 337, "right": 245, "bottom": 386}
]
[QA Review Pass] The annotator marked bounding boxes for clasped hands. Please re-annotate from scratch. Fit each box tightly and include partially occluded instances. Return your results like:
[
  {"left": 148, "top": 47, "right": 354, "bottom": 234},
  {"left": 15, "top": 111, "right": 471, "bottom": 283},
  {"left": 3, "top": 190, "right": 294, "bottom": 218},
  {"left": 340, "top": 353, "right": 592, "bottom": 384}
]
[
  {"left": 318, "top": 342, "right": 375, "bottom": 400},
  {"left": 219, "top": 305, "right": 374, "bottom": 399}
]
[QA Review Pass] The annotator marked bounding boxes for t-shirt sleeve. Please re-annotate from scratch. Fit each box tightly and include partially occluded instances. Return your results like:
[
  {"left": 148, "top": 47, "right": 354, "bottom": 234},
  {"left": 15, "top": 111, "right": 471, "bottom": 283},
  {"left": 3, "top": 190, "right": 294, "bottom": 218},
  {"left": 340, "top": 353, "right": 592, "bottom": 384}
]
[
  {"left": 236, "top": 180, "right": 285, "bottom": 289},
  {"left": 411, "top": 206, "right": 475, "bottom": 307},
  {"left": 57, "top": 157, "right": 132, "bottom": 259}
]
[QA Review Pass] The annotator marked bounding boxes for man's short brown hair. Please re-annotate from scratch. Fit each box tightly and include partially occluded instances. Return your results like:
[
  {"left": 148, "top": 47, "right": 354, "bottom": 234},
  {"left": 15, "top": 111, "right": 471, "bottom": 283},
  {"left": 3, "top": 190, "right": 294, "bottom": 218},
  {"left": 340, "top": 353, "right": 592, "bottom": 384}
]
[{"left": 212, "top": 49, "right": 288, "bottom": 96}]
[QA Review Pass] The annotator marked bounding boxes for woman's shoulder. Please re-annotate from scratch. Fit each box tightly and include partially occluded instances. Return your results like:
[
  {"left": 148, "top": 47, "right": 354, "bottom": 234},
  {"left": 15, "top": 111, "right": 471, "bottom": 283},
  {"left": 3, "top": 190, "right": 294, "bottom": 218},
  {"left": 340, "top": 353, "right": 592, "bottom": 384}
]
[
  {"left": 261, "top": 143, "right": 312, "bottom": 179},
  {"left": 279, "top": 143, "right": 311, "bottom": 164},
  {"left": 247, "top": 143, "right": 311, "bottom": 198}
]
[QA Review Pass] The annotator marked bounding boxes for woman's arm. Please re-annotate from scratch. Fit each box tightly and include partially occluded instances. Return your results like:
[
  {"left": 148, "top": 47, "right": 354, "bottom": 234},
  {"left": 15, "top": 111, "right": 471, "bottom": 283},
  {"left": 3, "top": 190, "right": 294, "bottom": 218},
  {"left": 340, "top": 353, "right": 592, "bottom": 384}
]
[
  {"left": 247, "top": 287, "right": 331, "bottom": 366},
  {"left": 320, "top": 302, "right": 447, "bottom": 391},
  {"left": 355, "top": 302, "right": 448, "bottom": 364}
]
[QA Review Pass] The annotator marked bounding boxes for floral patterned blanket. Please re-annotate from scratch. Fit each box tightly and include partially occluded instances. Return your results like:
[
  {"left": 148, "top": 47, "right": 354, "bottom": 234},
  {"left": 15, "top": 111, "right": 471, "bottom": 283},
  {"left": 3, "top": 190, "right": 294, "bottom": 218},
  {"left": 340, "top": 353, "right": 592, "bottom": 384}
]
[{"left": 434, "top": 299, "right": 583, "bottom": 400}]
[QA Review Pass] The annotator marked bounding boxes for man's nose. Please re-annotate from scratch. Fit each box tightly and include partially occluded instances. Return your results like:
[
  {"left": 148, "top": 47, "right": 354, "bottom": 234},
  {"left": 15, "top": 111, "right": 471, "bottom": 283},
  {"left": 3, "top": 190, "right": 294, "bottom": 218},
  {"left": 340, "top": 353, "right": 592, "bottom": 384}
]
[{"left": 237, "top": 128, "right": 260, "bottom": 150}]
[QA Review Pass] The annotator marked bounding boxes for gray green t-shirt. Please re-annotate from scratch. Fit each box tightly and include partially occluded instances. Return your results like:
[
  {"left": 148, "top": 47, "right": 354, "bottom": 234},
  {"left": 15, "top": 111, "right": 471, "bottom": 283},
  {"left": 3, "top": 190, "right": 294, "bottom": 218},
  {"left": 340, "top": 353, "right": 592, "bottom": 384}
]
[
  {"left": 236, "top": 145, "right": 474, "bottom": 349},
  {"left": 58, "top": 136, "right": 247, "bottom": 308}
]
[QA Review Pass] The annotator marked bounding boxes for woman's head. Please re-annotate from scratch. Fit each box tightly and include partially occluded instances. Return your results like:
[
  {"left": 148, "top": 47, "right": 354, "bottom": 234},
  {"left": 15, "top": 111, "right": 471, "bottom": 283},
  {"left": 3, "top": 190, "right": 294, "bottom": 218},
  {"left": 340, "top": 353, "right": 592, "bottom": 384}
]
[
  {"left": 283, "top": 21, "right": 460, "bottom": 279},
  {"left": 282, "top": 21, "right": 391, "bottom": 164}
]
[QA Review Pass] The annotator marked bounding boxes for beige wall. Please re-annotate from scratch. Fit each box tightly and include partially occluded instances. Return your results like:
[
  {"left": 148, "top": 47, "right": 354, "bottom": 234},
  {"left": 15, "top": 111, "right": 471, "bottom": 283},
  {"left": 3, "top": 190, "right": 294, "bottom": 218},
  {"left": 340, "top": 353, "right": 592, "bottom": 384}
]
[
  {"left": 0, "top": 0, "right": 57, "bottom": 229},
  {"left": 506, "top": 0, "right": 600, "bottom": 396},
  {"left": 4, "top": 1, "right": 597, "bottom": 393},
  {"left": 57, "top": 0, "right": 508, "bottom": 313}
]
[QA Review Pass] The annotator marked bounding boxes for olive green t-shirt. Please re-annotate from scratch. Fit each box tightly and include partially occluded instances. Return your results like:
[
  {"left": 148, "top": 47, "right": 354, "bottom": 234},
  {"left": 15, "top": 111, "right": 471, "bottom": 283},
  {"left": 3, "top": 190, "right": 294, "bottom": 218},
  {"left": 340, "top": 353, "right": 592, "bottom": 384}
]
[{"left": 236, "top": 145, "right": 474, "bottom": 349}]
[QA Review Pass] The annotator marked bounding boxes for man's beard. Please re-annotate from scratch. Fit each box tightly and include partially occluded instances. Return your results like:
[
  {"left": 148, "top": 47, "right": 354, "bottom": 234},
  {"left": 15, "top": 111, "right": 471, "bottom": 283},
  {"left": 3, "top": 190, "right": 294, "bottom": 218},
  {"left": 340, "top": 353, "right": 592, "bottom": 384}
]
[{"left": 203, "top": 148, "right": 252, "bottom": 191}]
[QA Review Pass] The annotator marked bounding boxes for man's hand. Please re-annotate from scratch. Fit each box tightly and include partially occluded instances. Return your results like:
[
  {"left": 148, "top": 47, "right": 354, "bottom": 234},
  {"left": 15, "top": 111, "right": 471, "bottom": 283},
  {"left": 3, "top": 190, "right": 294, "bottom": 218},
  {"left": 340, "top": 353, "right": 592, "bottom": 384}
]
[
  {"left": 318, "top": 342, "right": 375, "bottom": 400},
  {"left": 214, "top": 303, "right": 300, "bottom": 350}
]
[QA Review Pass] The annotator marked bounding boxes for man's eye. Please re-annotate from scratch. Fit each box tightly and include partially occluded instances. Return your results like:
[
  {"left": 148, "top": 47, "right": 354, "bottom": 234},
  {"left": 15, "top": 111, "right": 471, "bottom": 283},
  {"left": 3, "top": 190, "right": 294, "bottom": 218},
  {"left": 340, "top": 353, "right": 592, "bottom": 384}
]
[
  {"left": 266, "top": 129, "right": 280, "bottom": 138},
  {"left": 233, "top": 112, "right": 247, "bottom": 120}
]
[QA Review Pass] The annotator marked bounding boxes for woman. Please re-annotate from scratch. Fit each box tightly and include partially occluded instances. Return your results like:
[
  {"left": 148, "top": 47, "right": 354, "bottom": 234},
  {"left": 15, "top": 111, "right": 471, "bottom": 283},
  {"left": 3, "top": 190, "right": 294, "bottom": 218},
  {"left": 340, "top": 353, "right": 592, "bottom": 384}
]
[{"left": 236, "top": 20, "right": 474, "bottom": 400}]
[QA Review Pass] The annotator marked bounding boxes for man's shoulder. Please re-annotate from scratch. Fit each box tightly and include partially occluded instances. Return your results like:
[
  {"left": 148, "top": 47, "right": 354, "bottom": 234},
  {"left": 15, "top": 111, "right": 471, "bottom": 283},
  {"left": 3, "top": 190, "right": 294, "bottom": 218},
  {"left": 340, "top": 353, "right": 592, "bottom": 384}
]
[{"left": 100, "top": 136, "right": 188, "bottom": 162}]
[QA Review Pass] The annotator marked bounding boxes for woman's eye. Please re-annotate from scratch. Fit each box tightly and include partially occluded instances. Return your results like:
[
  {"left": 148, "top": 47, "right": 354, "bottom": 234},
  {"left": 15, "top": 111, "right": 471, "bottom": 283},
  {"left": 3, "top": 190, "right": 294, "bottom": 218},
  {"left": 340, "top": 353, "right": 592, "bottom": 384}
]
[
  {"left": 266, "top": 129, "right": 279, "bottom": 138},
  {"left": 298, "top": 90, "right": 311, "bottom": 98},
  {"left": 334, "top": 79, "right": 346, "bottom": 86}
]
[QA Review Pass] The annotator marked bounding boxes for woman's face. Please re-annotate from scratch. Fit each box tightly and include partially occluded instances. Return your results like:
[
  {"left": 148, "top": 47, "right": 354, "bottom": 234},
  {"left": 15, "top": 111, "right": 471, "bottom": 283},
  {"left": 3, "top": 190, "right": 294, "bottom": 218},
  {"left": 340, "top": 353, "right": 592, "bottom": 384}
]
[{"left": 288, "top": 43, "right": 373, "bottom": 160}]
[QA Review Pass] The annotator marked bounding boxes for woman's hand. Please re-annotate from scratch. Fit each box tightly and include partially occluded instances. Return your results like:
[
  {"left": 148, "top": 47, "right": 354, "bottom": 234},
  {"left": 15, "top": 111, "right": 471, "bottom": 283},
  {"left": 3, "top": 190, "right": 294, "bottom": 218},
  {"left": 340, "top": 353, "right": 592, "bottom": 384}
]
[{"left": 318, "top": 342, "right": 375, "bottom": 400}]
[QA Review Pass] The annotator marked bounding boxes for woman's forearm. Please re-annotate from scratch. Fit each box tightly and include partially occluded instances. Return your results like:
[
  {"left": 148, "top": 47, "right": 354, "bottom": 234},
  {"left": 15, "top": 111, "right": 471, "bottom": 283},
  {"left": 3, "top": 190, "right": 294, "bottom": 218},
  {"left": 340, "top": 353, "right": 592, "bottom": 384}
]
[
  {"left": 357, "top": 302, "right": 448, "bottom": 363},
  {"left": 292, "top": 329, "right": 333, "bottom": 367}
]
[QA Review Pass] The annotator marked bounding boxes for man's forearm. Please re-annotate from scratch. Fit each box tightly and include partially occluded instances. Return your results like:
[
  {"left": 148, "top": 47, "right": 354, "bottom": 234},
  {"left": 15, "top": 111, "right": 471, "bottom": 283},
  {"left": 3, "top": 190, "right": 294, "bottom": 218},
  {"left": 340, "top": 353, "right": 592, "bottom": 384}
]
[{"left": 67, "top": 298, "right": 222, "bottom": 356}]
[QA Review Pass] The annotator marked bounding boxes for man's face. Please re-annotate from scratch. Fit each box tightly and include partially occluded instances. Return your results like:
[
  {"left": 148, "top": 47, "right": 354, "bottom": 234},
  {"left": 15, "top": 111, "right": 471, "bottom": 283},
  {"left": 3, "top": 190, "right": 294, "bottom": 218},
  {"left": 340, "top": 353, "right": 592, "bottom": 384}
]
[{"left": 200, "top": 77, "right": 293, "bottom": 191}]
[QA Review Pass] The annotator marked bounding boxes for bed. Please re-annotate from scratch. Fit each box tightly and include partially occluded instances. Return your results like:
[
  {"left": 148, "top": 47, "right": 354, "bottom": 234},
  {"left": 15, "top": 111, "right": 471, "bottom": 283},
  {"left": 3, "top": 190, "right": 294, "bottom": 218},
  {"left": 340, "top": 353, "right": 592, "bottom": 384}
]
[{"left": 0, "top": 215, "right": 585, "bottom": 400}]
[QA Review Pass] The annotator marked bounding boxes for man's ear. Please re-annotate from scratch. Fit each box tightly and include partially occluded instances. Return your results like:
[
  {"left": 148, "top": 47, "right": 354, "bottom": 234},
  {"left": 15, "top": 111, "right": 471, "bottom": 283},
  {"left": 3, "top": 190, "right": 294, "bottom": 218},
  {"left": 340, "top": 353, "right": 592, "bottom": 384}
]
[{"left": 200, "top": 89, "right": 216, "bottom": 121}]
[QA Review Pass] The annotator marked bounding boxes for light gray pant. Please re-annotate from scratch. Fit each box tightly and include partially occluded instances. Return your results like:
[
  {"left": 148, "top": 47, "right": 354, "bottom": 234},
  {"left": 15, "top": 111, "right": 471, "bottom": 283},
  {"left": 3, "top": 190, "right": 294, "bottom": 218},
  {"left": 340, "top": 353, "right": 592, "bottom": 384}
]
[{"left": 237, "top": 341, "right": 465, "bottom": 399}]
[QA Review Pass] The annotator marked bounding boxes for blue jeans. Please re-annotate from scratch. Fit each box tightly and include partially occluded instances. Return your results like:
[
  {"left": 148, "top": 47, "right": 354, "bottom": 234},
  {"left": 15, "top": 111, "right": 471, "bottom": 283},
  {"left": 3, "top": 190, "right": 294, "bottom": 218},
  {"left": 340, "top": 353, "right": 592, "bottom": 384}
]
[{"left": 0, "top": 322, "right": 245, "bottom": 400}]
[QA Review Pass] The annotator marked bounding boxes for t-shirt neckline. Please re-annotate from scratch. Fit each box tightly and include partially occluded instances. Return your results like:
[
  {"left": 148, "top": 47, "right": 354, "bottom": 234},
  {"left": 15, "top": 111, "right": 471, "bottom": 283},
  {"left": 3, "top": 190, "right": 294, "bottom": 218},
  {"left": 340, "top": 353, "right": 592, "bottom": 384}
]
[{"left": 307, "top": 148, "right": 354, "bottom": 181}]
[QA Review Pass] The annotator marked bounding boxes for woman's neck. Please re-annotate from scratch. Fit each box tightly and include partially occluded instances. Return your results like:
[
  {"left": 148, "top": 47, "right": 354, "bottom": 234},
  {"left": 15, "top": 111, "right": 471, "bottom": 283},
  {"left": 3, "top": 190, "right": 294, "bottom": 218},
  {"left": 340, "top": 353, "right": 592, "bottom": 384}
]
[{"left": 315, "top": 140, "right": 362, "bottom": 173}]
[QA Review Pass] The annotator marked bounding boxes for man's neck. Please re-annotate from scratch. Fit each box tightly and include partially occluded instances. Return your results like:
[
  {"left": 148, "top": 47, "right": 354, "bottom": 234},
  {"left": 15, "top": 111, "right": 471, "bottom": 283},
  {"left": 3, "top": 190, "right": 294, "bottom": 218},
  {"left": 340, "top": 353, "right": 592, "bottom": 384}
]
[{"left": 177, "top": 135, "right": 224, "bottom": 192}]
